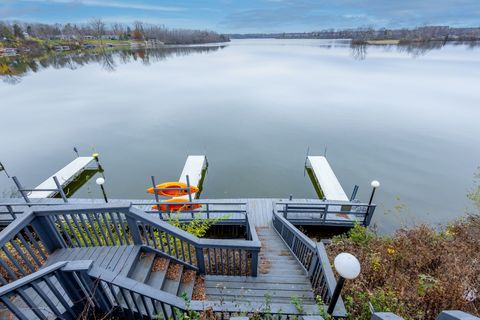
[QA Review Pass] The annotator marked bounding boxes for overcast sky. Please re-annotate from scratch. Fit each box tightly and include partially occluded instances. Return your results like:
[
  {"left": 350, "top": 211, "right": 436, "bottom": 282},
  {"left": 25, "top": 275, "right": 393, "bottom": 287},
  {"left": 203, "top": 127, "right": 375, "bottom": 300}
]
[{"left": 1, "top": 0, "right": 479, "bottom": 33}]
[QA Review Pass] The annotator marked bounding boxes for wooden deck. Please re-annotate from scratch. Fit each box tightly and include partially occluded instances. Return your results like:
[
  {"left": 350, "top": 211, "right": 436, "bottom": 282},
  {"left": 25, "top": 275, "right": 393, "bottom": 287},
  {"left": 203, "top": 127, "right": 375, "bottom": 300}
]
[
  {"left": 0, "top": 197, "right": 367, "bottom": 227},
  {"left": 44, "top": 245, "right": 141, "bottom": 275},
  {"left": 205, "top": 226, "right": 315, "bottom": 305}
]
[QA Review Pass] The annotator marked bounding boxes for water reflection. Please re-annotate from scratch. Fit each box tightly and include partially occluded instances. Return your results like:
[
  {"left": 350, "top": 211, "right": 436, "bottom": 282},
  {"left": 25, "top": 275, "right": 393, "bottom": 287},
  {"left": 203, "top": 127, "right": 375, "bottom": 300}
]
[
  {"left": 0, "top": 46, "right": 226, "bottom": 84},
  {"left": 350, "top": 40, "right": 480, "bottom": 60}
]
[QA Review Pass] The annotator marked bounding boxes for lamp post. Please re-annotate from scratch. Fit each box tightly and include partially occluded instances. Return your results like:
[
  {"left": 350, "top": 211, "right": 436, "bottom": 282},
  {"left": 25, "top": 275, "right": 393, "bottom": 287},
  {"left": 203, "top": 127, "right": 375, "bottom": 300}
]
[
  {"left": 327, "top": 252, "right": 361, "bottom": 315},
  {"left": 96, "top": 177, "right": 108, "bottom": 203},
  {"left": 368, "top": 180, "right": 380, "bottom": 206}
]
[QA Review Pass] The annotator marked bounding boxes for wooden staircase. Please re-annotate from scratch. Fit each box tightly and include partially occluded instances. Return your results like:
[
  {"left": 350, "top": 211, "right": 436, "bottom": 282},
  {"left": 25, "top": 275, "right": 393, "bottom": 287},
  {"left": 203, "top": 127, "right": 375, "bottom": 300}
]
[{"left": 127, "top": 251, "right": 199, "bottom": 301}]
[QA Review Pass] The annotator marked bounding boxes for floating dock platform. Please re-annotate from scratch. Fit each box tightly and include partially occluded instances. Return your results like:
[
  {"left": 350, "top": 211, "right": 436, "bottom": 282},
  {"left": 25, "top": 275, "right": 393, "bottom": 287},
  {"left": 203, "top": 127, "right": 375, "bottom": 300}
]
[
  {"left": 305, "top": 156, "right": 348, "bottom": 201},
  {"left": 175, "top": 155, "right": 208, "bottom": 200},
  {"left": 28, "top": 156, "right": 97, "bottom": 198}
]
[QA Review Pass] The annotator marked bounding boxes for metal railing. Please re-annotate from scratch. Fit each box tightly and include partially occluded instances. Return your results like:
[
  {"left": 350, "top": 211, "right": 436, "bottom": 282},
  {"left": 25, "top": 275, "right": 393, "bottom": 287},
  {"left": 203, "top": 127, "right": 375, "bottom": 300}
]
[
  {"left": 272, "top": 210, "right": 347, "bottom": 318},
  {"left": 276, "top": 200, "right": 376, "bottom": 227},
  {"left": 0, "top": 204, "right": 261, "bottom": 283}
]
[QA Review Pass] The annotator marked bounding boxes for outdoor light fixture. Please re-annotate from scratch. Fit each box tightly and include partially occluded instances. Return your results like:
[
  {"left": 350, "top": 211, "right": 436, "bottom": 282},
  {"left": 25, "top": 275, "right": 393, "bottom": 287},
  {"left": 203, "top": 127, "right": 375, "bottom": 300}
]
[
  {"left": 368, "top": 180, "right": 380, "bottom": 206},
  {"left": 327, "top": 252, "right": 361, "bottom": 315},
  {"left": 96, "top": 177, "right": 108, "bottom": 203}
]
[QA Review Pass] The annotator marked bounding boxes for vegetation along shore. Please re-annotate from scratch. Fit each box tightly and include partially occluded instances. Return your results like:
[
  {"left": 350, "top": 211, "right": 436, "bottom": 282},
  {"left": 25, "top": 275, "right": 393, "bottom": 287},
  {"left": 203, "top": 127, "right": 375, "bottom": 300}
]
[
  {"left": 0, "top": 19, "right": 229, "bottom": 55},
  {"left": 324, "top": 169, "right": 480, "bottom": 319}
]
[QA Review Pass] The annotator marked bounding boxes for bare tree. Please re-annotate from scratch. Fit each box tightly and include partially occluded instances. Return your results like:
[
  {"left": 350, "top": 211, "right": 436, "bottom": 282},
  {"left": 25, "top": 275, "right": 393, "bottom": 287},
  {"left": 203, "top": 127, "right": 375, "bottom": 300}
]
[{"left": 89, "top": 18, "right": 105, "bottom": 40}]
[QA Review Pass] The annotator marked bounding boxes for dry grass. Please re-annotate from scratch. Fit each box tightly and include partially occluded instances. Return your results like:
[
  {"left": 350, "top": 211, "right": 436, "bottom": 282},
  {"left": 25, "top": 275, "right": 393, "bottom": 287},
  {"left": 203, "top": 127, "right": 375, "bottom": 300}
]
[
  {"left": 181, "top": 269, "right": 196, "bottom": 284},
  {"left": 192, "top": 275, "right": 207, "bottom": 300},
  {"left": 151, "top": 257, "right": 169, "bottom": 272},
  {"left": 327, "top": 215, "right": 480, "bottom": 320},
  {"left": 166, "top": 262, "right": 182, "bottom": 280}
]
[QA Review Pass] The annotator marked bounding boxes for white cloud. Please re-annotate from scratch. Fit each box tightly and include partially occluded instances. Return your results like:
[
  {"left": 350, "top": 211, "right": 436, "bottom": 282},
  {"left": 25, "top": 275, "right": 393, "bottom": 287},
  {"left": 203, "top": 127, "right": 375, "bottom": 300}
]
[{"left": 19, "top": 0, "right": 184, "bottom": 12}]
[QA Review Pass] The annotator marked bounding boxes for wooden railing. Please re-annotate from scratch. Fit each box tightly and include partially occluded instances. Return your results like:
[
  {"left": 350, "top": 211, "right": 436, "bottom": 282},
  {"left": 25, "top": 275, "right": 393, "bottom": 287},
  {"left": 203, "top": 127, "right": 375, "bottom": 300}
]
[
  {"left": 0, "top": 204, "right": 261, "bottom": 282},
  {"left": 0, "top": 214, "right": 49, "bottom": 284},
  {"left": 276, "top": 200, "right": 376, "bottom": 227},
  {"left": 0, "top": 260, "right": 94, "bottom": 320},
  {"left": 0, "top": 199, "right": 249, "bottom": 225},
  {"left": 0, "top": 258, "right": 319, "bottom": 319},
  {"left": 272, "top": 210, "right": 347, "bottom": 318}
]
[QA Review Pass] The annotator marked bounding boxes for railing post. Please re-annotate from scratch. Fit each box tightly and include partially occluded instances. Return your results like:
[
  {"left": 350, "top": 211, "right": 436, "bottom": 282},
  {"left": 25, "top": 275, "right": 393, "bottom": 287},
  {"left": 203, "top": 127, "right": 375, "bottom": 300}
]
[
  {"left": 364, "top": 205, "right": 375, "bottom": 226},
  {"left": 284, "top": 203, "right": 288, "bottom": 219},
  {"left": 31, "top": 216, "right": 66, "bottom": 253},
  {"left": 6, "top": 205, "right": 16, "bottom": 220},
  {"left": 251, "top": 250, "right": 258, "bottom": 277},
  {"left": 195, "top": 246, "right": 206, "bottom": 274},
  {"left": 12, "top": 176, "right": 31, "bottom": 203},
  {"left": 323, "top": 204, "right": 328, "bottom": 222},
  {"left": 308, "top": 254, "right": 318, "bottom": 277},
  {"left": 125, "top": 215, "right": 142, "bottom": 245},
  {"left": 53, "top": 176, "right": 68, "bottom": 203}
]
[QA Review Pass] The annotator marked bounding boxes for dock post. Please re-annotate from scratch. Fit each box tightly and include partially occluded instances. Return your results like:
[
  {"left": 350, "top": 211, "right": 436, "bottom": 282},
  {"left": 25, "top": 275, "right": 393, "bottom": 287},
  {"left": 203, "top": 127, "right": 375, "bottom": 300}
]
[
  {"left": 12, "top": 176, "right": 30, "bottom": 203},
  {"left": 0, "top": 161, "right": 10, "bottom": 178},
  {"left": 186, "top": 175, "right": 194, "bottom": 219},
  {"left": 92, "top": 153, "right": 104, "bottom": 177},
  {"left": 350, "top": 185, "right": 359, "bottom": 201},
  {"left": 151, "top": 176, "right": 160, "bottom": 211},
  {"left": 53, "top": 176, "right": 68, "bottom": 203}
]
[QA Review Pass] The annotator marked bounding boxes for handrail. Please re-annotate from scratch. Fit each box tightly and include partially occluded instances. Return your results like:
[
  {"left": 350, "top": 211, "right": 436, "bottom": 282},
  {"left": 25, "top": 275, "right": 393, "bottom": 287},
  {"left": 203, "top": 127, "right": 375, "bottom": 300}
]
[
  {"left": 0, "top": 260, "right": 94, "bottom": 320},
  {"left": 272, "top": 210, "right": 347, "bottom": 318},
  {"left": 0, "top": 203, "right": 260, "bottom": 280},
  {"left": 0, "top": 199, "right": 249, "bottom": 224},
  {"left": 276, "top": 200, "right": 376, "bottom": 227},
  {"left": 0, "top": 210, "right": 49, "bottom": 284}
]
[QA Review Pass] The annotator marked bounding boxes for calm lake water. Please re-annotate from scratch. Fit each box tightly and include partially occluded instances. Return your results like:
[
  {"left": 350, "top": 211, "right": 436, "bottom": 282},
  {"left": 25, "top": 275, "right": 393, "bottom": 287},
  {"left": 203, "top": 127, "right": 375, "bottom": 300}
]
[{"left": 1, "top": 39, "right": 480, "bottom": 233}]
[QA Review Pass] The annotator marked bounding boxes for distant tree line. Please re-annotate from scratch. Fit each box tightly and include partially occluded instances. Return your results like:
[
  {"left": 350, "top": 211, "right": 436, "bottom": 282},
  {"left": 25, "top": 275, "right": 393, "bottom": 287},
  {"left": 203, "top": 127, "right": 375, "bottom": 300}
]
[
  {"left": 230, "top": 26, "right": 480, "bottom": 42},
  {"left": 0, "top": 19, "right": 229, "bottom": 45}
]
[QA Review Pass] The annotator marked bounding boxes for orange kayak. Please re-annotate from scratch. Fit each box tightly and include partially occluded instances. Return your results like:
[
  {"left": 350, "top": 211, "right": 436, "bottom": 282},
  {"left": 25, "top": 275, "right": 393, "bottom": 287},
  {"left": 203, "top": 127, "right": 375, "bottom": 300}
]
[
  {"left": 146, "top": 181, "right": 199, "bottom": 197},
  {"left": 151, "top": 198, "right": 203, "bottom": 212}
]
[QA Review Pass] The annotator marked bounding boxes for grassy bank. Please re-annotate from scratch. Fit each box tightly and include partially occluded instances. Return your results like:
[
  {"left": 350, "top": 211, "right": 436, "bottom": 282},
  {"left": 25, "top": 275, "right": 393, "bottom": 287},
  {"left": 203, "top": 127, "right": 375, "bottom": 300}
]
[
  {"left": 326, "top": 169, "right": 480, "bottom": 319},
  {"left": 327, "top": 217, "right": 479, "bottom": 319}
]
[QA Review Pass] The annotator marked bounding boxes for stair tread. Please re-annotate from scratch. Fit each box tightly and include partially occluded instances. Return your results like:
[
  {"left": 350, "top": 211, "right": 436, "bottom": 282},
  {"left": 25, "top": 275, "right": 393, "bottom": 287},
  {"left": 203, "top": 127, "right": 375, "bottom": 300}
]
[
  {"left": 147, "top": 259, "right": 170, "bottom": 289},
  {"left": 178, "top": 278, "right": 195, "bottom": 300},
  {"left": 162, "top": 263, "right": 184, "bottom": 296},
  {"left": 130, "top": 253, "right": 155, "bottom": 283}
]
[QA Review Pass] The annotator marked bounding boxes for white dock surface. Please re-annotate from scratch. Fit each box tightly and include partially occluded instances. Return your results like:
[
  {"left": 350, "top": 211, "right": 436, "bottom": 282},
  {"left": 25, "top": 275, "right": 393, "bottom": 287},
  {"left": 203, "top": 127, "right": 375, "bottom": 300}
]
[
  {"left": 306, "top": 156, "right": 348, "bottom": 201},
  {"left": 29, "top": 157, "right": 95, "bottom": 198},
  {"left": 177, "top": 155, "right": 207, "bottom": 200}
]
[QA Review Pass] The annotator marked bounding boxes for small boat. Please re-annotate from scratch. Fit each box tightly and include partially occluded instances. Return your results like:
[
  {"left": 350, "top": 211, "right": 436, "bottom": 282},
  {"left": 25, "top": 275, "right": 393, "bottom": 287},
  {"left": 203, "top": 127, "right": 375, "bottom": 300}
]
[
  {"left": 151, "top": 198, "right": 202, "bottom": 212},
  {"left": 146, "top": 181, "right": 199, "bottom": 197}
]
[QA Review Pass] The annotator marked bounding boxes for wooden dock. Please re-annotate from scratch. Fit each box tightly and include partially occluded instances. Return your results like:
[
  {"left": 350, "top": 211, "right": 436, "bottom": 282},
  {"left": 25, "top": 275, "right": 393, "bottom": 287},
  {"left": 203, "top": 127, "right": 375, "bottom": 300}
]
[
  {"left": 28, "top": 156, "right": 96, "bottom": 199},
  {"left": 175, "top": 155, "right": 207, "bottom": 200},
  {"left": 305, "top": 156, "right": 348, "bottom": 201}
]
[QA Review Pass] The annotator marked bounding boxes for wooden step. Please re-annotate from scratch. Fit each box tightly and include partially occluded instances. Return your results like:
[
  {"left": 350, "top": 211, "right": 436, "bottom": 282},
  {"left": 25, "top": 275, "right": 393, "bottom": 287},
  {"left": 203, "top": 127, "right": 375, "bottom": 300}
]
[
  {"left": 129, "top": 252, "right": 155, "bottom": 283},
  {"left": 146, "top": 258, "right": 170, "bottom": 290},
  {"left": 206, "top": 294, "right": 316, "bottom": 304},
  {"left": 177, "top": 269, "right": 196, "bottom": 300},
  {"left": 162, "top": 263, "right": 183, "bottom": 296},
  {"left": 206, "top": 287, "right": 315, "bottom": 299},
  {"left": 205, "top": 279, "right": 312, "bottom": 291},
  {"left": 205, "top": 274, "right": 310, "bottom": 284}
]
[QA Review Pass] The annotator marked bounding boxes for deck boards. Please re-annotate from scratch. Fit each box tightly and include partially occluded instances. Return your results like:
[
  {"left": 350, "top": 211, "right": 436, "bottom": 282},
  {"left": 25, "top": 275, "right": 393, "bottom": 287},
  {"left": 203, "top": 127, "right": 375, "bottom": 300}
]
[{"left": 205, "top": 219, "right": 316, "bottom": 305}]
